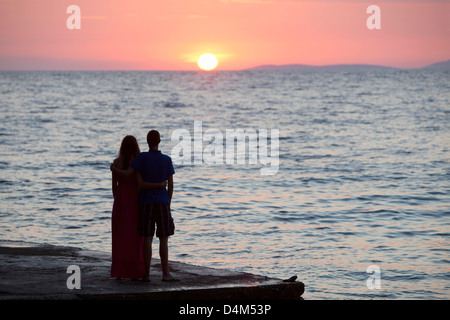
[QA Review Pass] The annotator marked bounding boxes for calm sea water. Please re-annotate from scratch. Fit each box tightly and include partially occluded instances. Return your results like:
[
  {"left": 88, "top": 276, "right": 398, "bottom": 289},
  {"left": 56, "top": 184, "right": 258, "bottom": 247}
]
[{"left": 0, "top": 69, "right": 449, "bottom": 299}]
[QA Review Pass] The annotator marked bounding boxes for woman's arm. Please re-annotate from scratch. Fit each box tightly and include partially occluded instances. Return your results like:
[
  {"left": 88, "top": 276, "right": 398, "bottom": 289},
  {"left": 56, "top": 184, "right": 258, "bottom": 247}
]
[
  {"left": 111, "top": 158, "right": 120, "bottom": 198},
  {"left": 136, "top": 171, "right": 167, "bottom": 189},
  {"left": 110, "top": 162, "right": 135, "bottom": 178}
]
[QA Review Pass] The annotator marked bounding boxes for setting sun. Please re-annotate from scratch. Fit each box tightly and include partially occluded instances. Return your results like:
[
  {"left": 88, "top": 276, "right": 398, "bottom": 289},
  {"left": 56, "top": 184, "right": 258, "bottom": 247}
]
[{"left": 197, "top": 53, "right": 218, "bottom": 71}]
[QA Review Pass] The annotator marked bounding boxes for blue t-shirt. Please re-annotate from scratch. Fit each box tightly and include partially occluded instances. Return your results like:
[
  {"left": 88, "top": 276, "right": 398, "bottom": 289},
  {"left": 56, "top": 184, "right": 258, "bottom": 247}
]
[{"left": 130, "top": 149, "right": 175, "bottom": 204}]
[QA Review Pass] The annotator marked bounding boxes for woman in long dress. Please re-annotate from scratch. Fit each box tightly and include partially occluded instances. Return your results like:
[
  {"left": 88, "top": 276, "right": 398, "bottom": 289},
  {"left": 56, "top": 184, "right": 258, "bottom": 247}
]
[{"left": 111, "top": 135, "right": 166, "bottom": 280}]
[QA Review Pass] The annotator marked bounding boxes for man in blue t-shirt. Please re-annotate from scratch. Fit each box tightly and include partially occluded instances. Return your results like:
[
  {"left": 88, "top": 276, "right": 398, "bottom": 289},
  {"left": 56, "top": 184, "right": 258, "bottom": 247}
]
[{"left": 112, "top": 130, "right": 177, "bottom": 282}]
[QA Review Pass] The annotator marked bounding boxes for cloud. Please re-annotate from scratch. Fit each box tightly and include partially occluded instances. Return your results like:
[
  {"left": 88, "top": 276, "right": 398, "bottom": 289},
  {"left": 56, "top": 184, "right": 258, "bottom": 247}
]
[
  {"left": 187, "top": 15, "right": 209, "bottom": 19},
  {"left": 81, "top": 16, "right": 108, "bottom": 20}
]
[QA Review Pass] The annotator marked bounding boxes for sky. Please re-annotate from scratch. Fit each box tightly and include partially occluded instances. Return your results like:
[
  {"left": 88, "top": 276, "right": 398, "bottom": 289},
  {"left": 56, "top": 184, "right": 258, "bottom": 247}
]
[{"left": 0, "top": 0, "right": 449, "bottom": 70}]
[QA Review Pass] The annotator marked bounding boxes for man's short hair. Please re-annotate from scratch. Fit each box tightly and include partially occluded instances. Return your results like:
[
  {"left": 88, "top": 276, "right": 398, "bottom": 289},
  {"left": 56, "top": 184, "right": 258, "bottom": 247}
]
[{"left": 147, "top": 130, "right": 161, "bottom": 147}]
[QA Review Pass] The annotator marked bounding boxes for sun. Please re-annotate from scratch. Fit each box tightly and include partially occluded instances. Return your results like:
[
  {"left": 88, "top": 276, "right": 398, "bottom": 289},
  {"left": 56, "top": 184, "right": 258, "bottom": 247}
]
[{"left": 197, "top": 53, "right": 218, "bottom": 71}]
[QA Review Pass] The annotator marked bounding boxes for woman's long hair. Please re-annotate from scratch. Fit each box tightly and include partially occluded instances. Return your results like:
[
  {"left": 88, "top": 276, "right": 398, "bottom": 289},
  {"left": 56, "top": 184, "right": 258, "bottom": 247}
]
[{"left": 119, "top": 135, "right": 140, "bottom": 169}]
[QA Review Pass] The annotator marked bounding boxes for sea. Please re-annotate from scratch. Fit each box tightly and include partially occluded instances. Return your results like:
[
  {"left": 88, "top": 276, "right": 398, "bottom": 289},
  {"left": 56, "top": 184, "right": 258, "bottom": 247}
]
[{"left": 0, "top": 68, "right": 449, "bottom": 299}]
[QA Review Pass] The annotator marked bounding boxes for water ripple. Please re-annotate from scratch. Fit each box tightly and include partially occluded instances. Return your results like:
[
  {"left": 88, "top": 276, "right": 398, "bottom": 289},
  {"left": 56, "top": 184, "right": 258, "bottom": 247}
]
[{"left": 1, "top": 69, "right": 449, "bottom": 299}]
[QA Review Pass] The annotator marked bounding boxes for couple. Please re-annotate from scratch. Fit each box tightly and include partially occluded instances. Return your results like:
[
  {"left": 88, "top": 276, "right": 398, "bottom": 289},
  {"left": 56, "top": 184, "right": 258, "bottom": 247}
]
[{"left": 110, "top": 130, "right": 178, "bottom": 282}]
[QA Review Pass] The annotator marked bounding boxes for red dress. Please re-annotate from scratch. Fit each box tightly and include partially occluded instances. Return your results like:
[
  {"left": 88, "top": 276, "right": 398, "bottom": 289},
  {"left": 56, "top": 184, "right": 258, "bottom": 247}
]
[{"left": 111, "top": 172, "right": 145, "bottom": 279}]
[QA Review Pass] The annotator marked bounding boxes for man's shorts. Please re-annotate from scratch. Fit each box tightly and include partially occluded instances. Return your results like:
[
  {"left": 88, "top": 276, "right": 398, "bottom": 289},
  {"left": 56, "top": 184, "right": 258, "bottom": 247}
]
[{"left": 138, "top": 203, "right": 175, "bottom": 238}]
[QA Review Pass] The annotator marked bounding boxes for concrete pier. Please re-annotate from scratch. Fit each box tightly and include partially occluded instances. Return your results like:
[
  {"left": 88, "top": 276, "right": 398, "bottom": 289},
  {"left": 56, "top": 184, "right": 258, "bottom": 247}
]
[{"left": 0, "top": 240, "right": 304, "bottom": 300}]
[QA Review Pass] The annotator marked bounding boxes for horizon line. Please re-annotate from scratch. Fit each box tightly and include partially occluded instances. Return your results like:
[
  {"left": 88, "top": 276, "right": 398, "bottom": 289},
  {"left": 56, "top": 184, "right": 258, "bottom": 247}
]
[{"left": 0, "top": 59, "right": 448, "bottom": 72}]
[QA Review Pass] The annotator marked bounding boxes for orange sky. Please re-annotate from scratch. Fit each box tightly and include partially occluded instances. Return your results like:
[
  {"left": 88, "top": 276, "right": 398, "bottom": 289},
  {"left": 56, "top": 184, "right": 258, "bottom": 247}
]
[{"left": 0, "top": 0, "right": 449, "bottom": 70}]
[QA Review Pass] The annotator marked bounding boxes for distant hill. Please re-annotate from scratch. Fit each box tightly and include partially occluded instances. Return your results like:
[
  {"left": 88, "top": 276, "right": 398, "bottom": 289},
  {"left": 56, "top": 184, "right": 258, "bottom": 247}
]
[
  {"left": 424, "top": 60, "right": 450, "bottom": 69},
  {"left": 247, "top": 64, "right": 318, "bottom": 71},
  {"left": 247, "top": 60, "right": 450, "bottom": 71},
  {"left": 247, "top": 63, "right": 394, "bottom": 71}
]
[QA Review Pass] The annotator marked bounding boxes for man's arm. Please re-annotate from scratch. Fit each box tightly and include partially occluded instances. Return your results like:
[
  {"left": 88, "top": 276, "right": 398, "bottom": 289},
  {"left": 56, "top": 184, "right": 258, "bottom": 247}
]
[
  {"left": 167, "top": 175, "right": 173, "bottom": 205},
  {"left": 136, "top": 171, "right": 167, "bottom": 189}
]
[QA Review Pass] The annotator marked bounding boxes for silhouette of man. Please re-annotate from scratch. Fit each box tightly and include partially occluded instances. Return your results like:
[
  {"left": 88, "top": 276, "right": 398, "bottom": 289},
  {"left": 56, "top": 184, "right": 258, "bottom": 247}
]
[{"left": 111, "top": 130, "right": 177, "bottom": 282}]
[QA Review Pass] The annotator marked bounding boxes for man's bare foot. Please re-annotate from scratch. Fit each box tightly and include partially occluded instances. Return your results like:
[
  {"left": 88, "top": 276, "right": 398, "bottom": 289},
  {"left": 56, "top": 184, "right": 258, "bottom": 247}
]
[{"left": 162, "top": 274, "right": 179, "bottom": 282}]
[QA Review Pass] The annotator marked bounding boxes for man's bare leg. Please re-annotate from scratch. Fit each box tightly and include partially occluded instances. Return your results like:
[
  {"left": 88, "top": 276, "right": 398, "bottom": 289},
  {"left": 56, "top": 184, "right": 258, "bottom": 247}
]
[{"left": 159, "top": 237, "right": 175, "bottom": 280}]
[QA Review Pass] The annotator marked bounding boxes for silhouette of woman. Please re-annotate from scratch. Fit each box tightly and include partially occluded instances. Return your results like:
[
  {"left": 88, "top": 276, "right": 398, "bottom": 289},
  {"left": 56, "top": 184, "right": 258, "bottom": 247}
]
[{"left": 111, "top": 135, "right": 165, "bottom": 279}]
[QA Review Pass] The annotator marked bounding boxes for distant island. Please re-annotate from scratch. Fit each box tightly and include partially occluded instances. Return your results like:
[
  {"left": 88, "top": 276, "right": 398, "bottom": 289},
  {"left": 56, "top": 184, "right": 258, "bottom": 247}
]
[
  {"left": 425, "top": 59, "right": 450, "bottom": 69},
  {"left": 246, "top": 60, "right": 450, "bottom": 71}
]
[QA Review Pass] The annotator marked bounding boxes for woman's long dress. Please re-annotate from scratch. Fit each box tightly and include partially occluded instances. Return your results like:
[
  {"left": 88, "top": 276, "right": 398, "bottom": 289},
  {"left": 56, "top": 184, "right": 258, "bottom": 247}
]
[{"left": 111, "top": 172, "right": 144, "bottom": 279}]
